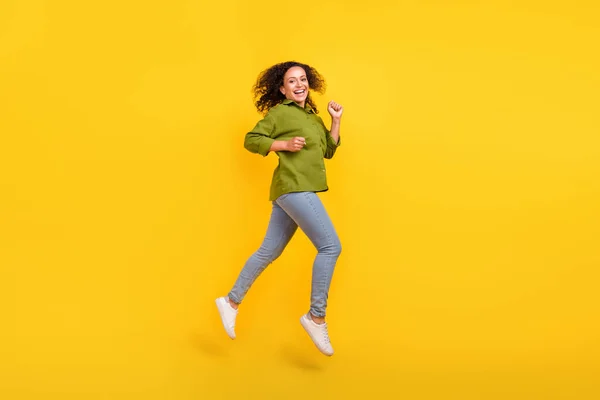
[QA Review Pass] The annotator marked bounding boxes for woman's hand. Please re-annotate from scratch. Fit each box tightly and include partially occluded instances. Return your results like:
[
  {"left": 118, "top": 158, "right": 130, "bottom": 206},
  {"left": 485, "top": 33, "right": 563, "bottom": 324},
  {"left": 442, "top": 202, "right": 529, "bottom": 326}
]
[
  {"left": 286, "top": 137, "right": 306, "bottom": 152},
  {"left": 328, "top": 100, "right": 343, "bottom": 121}
]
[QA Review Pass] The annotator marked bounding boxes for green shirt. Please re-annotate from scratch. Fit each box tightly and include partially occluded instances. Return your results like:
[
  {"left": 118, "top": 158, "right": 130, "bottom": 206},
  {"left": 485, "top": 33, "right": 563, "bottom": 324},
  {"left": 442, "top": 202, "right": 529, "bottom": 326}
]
[{"left": 244, "top": 99, "right": 341, "bottom": 201}]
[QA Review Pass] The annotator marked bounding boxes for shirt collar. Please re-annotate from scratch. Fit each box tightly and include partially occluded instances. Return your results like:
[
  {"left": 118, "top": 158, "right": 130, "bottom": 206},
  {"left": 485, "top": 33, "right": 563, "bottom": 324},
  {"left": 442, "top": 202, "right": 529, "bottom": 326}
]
[{"left": 282, "top": 98, "right": 316, "bottom": 114}]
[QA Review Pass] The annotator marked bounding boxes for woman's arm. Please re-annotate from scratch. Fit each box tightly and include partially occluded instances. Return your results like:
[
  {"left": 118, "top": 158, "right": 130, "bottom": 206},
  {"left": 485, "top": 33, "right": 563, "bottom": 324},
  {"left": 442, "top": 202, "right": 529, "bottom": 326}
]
[
  {"left": 329, "top": 118, "right": 341, "bottom": 145},
  {"left": 245, "top": 109, "right": 306, "bottom": 156},
  {"left": 328, "top": 100, "right": 343, "bottom": 144},
  {"left": 270, "top": 138, "right": 305, "bottom": 152},
  {"left": 324, "top": 101, "right": 343, "bottom": 159}
]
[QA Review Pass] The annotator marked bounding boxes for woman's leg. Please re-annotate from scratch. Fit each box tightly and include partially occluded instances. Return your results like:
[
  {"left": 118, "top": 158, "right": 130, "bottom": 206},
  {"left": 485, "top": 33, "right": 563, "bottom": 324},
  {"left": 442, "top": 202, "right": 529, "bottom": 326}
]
[
  {"left": 216, "top": 201, "right": 298, "bottom": 339},
  {"left": 227, "top": 201, "right": 298, "bottom": 305},
  {"left": 275, "top": 192, "right": 342, "bottom": 319},
  {"left": 275, "top": 191, "right": 341, "bottom": 356}
]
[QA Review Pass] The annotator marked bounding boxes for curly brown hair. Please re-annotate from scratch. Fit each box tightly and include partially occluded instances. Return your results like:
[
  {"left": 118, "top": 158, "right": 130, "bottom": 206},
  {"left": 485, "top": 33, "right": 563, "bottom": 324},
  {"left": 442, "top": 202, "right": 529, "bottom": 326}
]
[{"left": 252, "top": 61, "right": 326, "bottom": 114}]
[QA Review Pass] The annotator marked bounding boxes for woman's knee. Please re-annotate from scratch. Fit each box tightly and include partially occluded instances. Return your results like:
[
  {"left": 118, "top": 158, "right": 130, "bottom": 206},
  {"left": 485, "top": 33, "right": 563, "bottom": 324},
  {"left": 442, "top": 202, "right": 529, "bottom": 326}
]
[
  {"left": 319, "top": 238, "right": 342, "bottom": 257},
  {"left": 333, "top": 239, "right": 342, "bottom": 257}
]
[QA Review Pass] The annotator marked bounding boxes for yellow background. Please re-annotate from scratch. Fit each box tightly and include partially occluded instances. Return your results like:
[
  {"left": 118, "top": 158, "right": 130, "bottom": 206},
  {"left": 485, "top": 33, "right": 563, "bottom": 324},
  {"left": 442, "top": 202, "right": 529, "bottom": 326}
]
[{"left": 1, "top": 0, "right": 599, "bottom": 398}]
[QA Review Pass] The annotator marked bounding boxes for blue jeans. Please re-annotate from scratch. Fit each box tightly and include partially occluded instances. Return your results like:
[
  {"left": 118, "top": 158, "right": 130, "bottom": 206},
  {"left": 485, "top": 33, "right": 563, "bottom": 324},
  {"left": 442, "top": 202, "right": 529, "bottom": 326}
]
[{"left": 228, "top": 191, "right": 342, "bottom": 318}]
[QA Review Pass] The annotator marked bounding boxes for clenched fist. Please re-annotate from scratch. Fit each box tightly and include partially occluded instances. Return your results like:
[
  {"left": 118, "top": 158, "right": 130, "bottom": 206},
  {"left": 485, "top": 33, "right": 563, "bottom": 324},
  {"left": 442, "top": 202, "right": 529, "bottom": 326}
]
[
  {"left": 327, "top": 100, "right": 343, "bottom": 120},
  {"left": 286, "top": 136, "right": 306, "bottom": 152}
]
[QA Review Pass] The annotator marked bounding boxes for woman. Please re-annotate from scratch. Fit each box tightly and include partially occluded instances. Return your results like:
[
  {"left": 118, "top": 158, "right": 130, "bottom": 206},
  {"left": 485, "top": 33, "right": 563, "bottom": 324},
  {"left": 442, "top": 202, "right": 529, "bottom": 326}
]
[{"left": 215, "top": 61, "right": 343, "bottom": 356}]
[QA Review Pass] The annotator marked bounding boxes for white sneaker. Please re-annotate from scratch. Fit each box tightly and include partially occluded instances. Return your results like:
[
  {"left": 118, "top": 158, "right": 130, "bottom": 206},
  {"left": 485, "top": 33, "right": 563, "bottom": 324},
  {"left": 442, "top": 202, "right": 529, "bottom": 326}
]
[
  {"left": 215, "top": 297, "right": 237, "bottom": 339},
  {"left": 300, "top": 313, "right": 334, "bottom": 356}
]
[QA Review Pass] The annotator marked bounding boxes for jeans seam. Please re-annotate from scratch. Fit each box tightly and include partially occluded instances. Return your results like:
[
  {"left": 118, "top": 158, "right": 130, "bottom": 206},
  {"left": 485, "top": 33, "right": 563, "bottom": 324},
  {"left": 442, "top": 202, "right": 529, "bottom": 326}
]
[
  {"left": 305, "top": 192, "right": 336, "bottom": 250},
  {"left": 247, "top": 220, "right": 292, "bottom": 283},
  {"left": 304, "top": 192, "right": 336, "bottom": 318},
  {"left": 230, "top": 204, "right": 296, "bottom": 303}
]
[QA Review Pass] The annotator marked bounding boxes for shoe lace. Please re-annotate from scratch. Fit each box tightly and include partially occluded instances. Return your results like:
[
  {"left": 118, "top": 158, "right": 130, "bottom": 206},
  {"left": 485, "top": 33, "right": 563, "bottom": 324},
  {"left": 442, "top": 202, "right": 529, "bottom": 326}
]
[{"left": 321, "top": 324, "right": 331, "bottom": 344}]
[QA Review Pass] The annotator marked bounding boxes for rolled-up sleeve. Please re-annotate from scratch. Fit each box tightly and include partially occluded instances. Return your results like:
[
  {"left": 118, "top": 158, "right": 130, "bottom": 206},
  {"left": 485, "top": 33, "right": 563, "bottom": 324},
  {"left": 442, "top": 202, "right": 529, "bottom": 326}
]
[
  {"left": 244, "top": 110, "right": 276, "bottom": 157},
  {"left": 324, "top": 130, "right": 341, "bottom": 159}
]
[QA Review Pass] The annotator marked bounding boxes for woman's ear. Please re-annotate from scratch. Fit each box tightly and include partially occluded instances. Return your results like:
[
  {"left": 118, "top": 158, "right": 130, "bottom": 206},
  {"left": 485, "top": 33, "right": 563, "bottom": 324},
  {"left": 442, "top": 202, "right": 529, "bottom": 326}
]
[{"left": 280, "top": 86, "right": 285, "bottom": 95}]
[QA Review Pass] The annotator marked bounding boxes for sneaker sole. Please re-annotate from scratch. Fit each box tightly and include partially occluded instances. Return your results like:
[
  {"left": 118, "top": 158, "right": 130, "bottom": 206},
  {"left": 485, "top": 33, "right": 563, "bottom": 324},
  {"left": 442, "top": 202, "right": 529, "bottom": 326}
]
[
  {"left": 215, "top": 298, "right": 236, "bottom": 340},
  {"left": 300, "top": 316, "right": 334, "bottom": 356}
]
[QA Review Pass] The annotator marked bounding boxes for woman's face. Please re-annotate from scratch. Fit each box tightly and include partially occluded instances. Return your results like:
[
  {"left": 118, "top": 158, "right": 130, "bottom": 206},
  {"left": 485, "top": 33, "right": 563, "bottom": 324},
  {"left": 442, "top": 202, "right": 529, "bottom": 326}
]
[{"left": 280, "top": 66, "right": 309, "bottom": 107}]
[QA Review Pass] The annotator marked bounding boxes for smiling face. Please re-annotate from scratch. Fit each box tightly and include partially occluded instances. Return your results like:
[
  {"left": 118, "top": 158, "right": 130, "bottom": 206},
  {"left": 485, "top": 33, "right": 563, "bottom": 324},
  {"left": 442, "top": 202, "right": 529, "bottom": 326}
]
[{"left": 280, "top": 66, "right": 309, "bottom": 107}]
